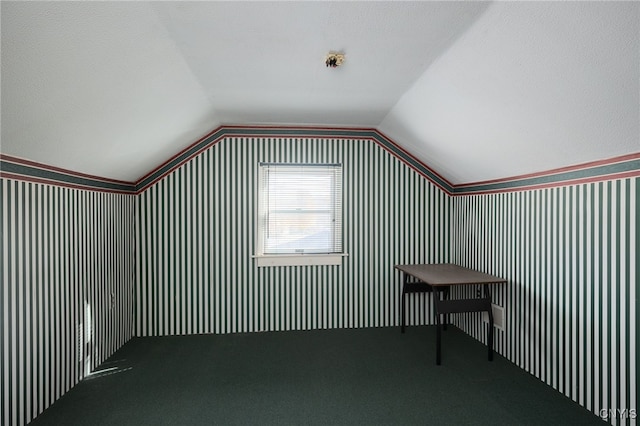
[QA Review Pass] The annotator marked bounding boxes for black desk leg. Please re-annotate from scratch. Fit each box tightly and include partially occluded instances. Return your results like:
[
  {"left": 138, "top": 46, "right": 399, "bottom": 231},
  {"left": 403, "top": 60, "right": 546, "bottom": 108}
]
[
  {"left": 484, "top": 284, "right": 494, "bottom": 361},
  {"left": 435, "top": 290, "right": 443, "bottom": 365},
  {"left": 443, "top": 288, "right": 449, "bottom": 331},
  {"left": 429, "top": 285, "right": 447, "bottom": 331},
  {"left": 400, "top": 275, "right": 407, "bottom": 333}
]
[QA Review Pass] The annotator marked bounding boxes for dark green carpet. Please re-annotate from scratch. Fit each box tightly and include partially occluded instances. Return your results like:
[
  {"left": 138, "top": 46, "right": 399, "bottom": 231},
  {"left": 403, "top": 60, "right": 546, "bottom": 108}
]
[{"left": 30, "top": 326, "right": 603, "bottom": 425}]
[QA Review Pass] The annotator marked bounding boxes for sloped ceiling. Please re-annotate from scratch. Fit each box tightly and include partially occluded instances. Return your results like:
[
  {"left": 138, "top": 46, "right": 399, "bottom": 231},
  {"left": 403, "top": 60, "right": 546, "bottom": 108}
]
[
  {"left": 379, "top": 1, "right": 640, "bottom": 183},
  {"left": 1, "top": 1, "right": 638, "bottom": 184}
]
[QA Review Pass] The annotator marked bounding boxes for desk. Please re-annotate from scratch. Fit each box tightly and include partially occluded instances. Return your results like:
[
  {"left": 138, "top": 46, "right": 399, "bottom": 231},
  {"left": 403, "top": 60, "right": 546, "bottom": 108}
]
[{"left": 395, "top": 263, "right": 508, "bottom": 365}]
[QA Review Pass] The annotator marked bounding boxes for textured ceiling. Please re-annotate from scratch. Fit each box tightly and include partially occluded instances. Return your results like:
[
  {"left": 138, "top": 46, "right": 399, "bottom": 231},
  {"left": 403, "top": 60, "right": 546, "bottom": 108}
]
[{"left": 1, "top": 1, "right": 638, "bottom": 183}]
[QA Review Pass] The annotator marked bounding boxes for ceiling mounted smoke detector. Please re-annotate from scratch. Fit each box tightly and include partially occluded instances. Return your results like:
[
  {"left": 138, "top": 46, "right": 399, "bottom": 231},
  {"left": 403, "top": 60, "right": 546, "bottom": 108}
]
[{"left": 325, "top": 52, "right": 345, "bottom": 68}]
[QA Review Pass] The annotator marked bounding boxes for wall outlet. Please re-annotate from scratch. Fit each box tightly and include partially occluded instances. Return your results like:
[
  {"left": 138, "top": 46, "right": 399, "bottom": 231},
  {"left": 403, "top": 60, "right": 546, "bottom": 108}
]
[{"left": 482, "top": 303, "right": 505, "bottom": 331}]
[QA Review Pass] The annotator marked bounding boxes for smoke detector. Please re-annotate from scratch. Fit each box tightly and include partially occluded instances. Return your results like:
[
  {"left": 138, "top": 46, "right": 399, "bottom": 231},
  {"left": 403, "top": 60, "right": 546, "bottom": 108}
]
[{"left": 325, "top": 52, "right": 345, "bottom": 68}]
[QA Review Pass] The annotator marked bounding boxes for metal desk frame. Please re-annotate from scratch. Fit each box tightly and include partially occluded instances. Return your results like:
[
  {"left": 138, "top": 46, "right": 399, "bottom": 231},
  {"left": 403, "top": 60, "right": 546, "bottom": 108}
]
[{"left": 396, "top": 263, "right": 508, "bottom": 365}]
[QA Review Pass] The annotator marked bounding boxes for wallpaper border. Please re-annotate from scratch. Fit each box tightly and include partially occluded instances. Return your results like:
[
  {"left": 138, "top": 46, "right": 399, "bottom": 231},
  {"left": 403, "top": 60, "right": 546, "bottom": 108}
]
[{"left": 1, "top": 127, "right": 639, "bottom": 196}]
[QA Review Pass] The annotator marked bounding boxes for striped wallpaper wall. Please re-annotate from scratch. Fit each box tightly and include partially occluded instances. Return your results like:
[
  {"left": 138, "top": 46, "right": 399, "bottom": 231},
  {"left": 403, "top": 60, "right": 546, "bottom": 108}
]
[
  {"left": 450, "top": 178, "right": 638, "bottom": 425},
  {"left": 1, "top": 178, "right": 136, "bottom": 426},
  {"left": 136, "top": 136, "right": 450, "bottom": 336},
  {"left": 2, "top": 126, "right": 638, "bottom": 426}
]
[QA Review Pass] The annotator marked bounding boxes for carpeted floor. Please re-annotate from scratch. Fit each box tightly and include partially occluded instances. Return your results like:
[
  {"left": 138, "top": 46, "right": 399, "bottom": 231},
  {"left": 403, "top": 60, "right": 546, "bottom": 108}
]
[{"left": 30, "top": 326, "right": 603, "bottom": 425}]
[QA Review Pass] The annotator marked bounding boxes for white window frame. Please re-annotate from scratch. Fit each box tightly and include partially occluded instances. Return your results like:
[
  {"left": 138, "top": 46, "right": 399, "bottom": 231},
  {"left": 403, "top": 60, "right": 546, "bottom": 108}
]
[{"left": 254, "top": 163, "right": 346, "bottom": 267}]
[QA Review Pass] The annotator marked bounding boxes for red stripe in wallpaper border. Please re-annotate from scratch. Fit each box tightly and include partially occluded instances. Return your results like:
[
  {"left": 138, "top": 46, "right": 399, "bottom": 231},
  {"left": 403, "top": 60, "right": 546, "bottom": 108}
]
[
  {"left": 0, "top": 171, "right": 134, "bottom": 194},
  {"left": 455, "top": 152, "right": 640, "bottom": 189},
  {"left": 455, "top": 169, "right": 640, "bottom": 196},
  {"left": 0, "top": 153, "right": 134, "bottom": 185}
]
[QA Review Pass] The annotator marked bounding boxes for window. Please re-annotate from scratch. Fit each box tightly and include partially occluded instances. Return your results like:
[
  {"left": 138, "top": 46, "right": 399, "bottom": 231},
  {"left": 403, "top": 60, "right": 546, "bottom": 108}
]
[{"left": 255, "top": 163, "right": 344, "bottom": 267}]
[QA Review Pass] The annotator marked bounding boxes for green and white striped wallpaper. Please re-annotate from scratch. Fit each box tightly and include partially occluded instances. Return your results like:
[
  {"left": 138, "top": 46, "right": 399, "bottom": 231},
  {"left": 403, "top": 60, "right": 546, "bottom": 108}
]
[
  {"left": 136, "top": 136, "right": 450, "bottom": 336},
  {"left": 2, "top": 127, "right": 638, "bottom": 426},
  {"left": 450, "top": 178, "right": 638, "bottom": 425},
  {"left": 1, "top": 179, "right": 136, "bottom": 426}
]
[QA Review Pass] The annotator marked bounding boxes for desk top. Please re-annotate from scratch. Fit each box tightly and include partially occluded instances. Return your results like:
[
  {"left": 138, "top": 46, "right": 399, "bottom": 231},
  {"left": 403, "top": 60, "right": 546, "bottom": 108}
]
[{"left": 395, "top": 263, "right": 508, "bottom": 287}]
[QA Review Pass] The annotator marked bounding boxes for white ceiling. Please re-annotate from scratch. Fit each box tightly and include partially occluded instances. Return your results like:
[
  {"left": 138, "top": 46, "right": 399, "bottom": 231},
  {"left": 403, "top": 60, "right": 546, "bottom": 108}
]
[
  {"left": 1, "top": 1, "right": 638, "bottom": 184},
  {"left": 380, "top": 1, "right": 640, "bottom": 183}
]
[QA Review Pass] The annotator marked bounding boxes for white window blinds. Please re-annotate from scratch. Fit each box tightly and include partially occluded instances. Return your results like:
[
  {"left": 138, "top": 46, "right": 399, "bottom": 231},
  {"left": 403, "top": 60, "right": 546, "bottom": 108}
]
[{"left": 259, "top": 163, "right": 342, "bottom": 255}]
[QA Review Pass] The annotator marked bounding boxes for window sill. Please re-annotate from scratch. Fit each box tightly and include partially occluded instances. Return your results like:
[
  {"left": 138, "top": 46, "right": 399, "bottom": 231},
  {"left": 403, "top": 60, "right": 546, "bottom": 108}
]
[{"left": 253, "top": 253, "right": 347, "bottom": 267}]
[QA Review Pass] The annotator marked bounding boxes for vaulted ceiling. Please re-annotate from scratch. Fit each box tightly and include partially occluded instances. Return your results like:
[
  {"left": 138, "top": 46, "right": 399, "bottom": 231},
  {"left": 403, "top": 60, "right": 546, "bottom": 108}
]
[{"left": 1, "top": 1, "right": 638, "bottom": 184}]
